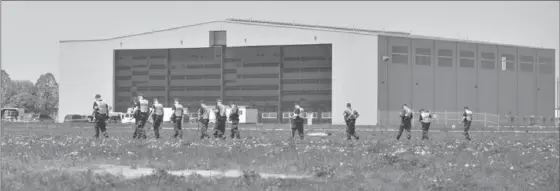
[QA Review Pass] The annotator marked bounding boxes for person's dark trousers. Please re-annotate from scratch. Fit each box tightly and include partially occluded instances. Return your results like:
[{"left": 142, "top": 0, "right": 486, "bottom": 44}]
[
  {"left": 152, "top": 115, "right": 163, "bottom": 138},
  {"left": 396, "top": 119, "right": 412, "bottom": 140},
  {"left": 345, "top": 119, "right": 359, "bottom": 140},
  {"left": 230, "top": 119, "right": 240, "bottom": 139},
  {"left": 214, "top": 117, "right": 226, "bottom": 139},
  {"left": 134, "top": 112, "right": 148, "bottom": 139},
  {"left": 291, "top": 118, "right": 304, "bottom": 140},
  {"left": 94, "top": 113, "right": 109, "bottom": 139},
  {"left": 199, "top": 119, "right": 210, "bottom": 139},
  {"left": 463, "top": 121, "right": 472, "bottom": 140},
  {"left": 421, "top": 122, "right": 431, "bottom": 140},
  {"left": 173, "top": 116, "right": 183, "bottom": 139}
]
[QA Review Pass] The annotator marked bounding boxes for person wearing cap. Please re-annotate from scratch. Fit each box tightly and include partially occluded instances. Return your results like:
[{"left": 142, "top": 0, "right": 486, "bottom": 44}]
[
  {"left": 213, "top": 99, "right": 227, "bottom": 139},
  {"left": 397, "top": 104, "right": 413, "bottom": 141},
  {"left": 171, "top": 98, "right": 185, "bottom": 139},
  {"left": 462, "top": 106, "right": 473, "bottom": 141},
  {"left": 228, "top": 100, "right": 241, "bottom": 139},
  {"left": 92, "top": 94, "right": 110, "bottom": 139},
  {"left": 150, "top": 97, "right": 165, "bottom": 139},
  {"left": 292, "top": 102, "right": 305, "bottom": 140},
  {"left": 418, "top": 109, "right": 433, "bottom": 140},
  {"left": 133, "top": 93, "right": 149, "bottom": 139},
  {"left": 198, "top": 101, "right": 211, "bottom": 139},
  {"left": 343, "top": 103, "right": 360, "bottom": 140}
]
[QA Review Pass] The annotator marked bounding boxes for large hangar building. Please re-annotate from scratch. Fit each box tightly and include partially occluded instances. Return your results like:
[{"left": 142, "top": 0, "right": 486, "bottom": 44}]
[{"left": 59, "top": 19, "right": 556, "bottom": 126}]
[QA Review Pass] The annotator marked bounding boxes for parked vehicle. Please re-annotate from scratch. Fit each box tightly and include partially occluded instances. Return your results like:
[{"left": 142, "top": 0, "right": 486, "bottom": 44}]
[
  {"left": 1, "top": 108, "right": 24, "bottom": 121},
  {"left": 63, "top": 114, "right": 89, "bottom": 123},
  {"left": 121, "top": 113, "right": 135, "bottom": 124},
  {"left": 30, "top": 114, "right": 55, "bottom": 123}
]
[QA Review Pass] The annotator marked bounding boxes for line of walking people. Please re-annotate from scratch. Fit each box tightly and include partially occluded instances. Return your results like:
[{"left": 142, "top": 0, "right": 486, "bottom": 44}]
[
  {"left": 397, "top": 104, "right": 473, "bottom": 141},
  {"left": 90, "top": 93, "right": 474, "bottom": 141},
  {"left": 90, "top": 93, "right": 243, "bottom": 140}
]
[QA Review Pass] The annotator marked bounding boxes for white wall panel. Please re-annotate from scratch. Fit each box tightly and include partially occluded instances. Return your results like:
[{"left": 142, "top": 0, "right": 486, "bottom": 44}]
[{"left": 59, "top": 21, "right": 379, "bottom": 125}]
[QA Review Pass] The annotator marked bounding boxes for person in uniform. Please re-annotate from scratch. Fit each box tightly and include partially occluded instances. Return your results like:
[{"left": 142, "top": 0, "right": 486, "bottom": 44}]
[
  {"left": 343, "top": 103, "right": 360, "bottom": 140},
  {"left": 92, "top": 94, "right": 109, "bottom": 139},
  {"left": 133, "top": 93, "right": 149, "bottom": 139},
  {"left": 213, "top": 99, "right": 227, "bottom": 139},
  {"left": 198, "top": 101, "right": 211, "bottom": 139},
  {"left": 171, "top": 98, "right": 185, "bottom": 139},
  {"left": 418, "top": 109, "right": 433, "bottom": 140},
  {"left": 228, "top": 100, "right": 241, "bottom": 139},
  {"left": 396, "top": 104, "right": 413, "bottom": 141},
  {"left": 462, "top": 106, "right": 473, "bottom": 141},
  {"left": 291, "top": 102, "right": 305, "bottom": 140},
  {"left": 130, "top": 98, "right": 139, "bottom": 139},
  {"left": 151, "top": 97, "right": 165, "bottom": 139}
]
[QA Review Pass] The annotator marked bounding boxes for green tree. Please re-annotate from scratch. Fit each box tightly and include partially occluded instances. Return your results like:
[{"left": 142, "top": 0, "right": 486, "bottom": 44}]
[
  {"left": 1, "top": 70, "right": 14, "bottom": 107},
  {"left": 10, "top": 92, "right": 37, "bottom": 113},
  {"left": 11, "top": 80, "right": 36, "bottom": 95},
  {"left": 34, "top": 73, "right": 59, "bottom": 115}
]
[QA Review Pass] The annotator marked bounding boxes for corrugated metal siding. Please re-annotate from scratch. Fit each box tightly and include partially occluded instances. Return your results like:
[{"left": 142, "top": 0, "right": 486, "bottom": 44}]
[
  {"left": 434, "top": 40, "right": 457, "bottom": 112},
  {"left": 377, "top": 36, "right": 389, "bottom": 126},
  {"left": 457, "top": 43, "right": 478, "bottom": 118},
  {"left": 517, "top": 48, "right": 537, "bottom": 117},
  {"left": 378, "top": 35, "right": 555, "bottom": 125},
  {"left": 478, "top": 44, "right": 498, "bottom": 116},
  {"left": 411, "top": 39, "right": 435, "bottom": 112},
  {"left": 537, "top": 49, "right": 556, "bottom": 118},
  {"left": 387, "top": 37, "right": 412, "bottom": 113},
  {"left": 497, "top": 46, "right": 517, "bottom": 117}
]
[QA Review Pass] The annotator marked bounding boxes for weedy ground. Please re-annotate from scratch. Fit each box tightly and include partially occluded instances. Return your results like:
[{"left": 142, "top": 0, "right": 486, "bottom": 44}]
[{"left": 1, "top": 123, "right": 559, "bottom": 191}]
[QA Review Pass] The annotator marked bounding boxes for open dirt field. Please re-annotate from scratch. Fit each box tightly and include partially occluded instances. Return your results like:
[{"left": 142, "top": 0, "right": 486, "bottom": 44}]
[{"left": 1, "top": 122, "right": 559, "bottom": 191}]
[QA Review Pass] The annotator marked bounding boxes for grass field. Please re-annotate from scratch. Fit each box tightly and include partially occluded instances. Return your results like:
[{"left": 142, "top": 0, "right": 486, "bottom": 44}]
[{"left": 1, "top": 122, "right": 559, "bottom": 191}]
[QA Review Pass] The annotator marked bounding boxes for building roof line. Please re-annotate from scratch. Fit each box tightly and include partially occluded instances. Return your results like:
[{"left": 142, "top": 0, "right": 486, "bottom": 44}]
[
  {"left": 59, "top": 19, "right": 408, "bottom": 43},
  {"left": 59, "top": 20, "right": 225, "bottom": 43},
  {"left": 58, "top": 18, "right": 556, "bottom": 50},
  {"left": 225, "top": 18, "right": 410, "bottom": 35},
  {"left": 380, "top": 33, "right": 555, "bottom": 50}
]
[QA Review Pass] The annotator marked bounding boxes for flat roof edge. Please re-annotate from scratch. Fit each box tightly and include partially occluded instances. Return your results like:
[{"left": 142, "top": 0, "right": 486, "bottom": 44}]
[{"left": 377, "top": 34, "right": 556, "bottom": 50}]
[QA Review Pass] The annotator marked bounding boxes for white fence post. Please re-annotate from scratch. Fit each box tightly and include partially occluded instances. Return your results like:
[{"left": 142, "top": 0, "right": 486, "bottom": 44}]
[
  {"left": 444, "top": 110, "right": 448, "bottom": 127},
  {"left": 497, "top": 113, "right": 500, "bottom": 131},
  {"left": 484, "top": 112, "right": 487, "bottom": 128}
]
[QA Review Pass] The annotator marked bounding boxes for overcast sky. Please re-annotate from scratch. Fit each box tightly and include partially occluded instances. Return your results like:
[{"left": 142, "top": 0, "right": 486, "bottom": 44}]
[{"left": 1, "top": 1, "right": 559, "bottom": 82}]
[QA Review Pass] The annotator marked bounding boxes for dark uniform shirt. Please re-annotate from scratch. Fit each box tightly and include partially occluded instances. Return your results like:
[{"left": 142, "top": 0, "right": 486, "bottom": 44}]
[
  {"left": 343, "top": 108, "right": 359, "bottom": 121},
  {"left": 172, "top": 103, "right": 184, "bottom": 117},
  {"left": 463, "top": 109, "right": 473, "bottom": 122},
  {"left": 229, "top": 105, "right": 240, "bottom": 120},
  {"left": 93, "top": 99, "right": 109, "bottom": 114},
  {"left": 215, "top": 104, "right": 226, "bottom": 117},
  {"left": 198, "top": 106, "right": 210, "bottom": 119},
  {"left": 152, "top": 103, "right": 164, "bottom": 116}
]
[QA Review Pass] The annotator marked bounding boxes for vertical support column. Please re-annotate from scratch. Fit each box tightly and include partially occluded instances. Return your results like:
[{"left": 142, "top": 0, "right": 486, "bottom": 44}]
[
  {"left": 166, "top": 49, "right": 171, "bottom": 107},
  {"left": 433, "top": 40, "right": 436, "bottom": 115},
  {"left": 455, "top": 42, "right": 459, "bottom": 121},
  {"left": 278, "top": 46, "right": 284, "bottom": 124},
  {"left": 219, "top": 45, "right": 225, "bottom": 102},
  {"left": 516, "top": 47, "right": 520, "bottom": 129},
  {"left": 475, "top": 44, "right": 480, "bottom": 125},
  {"left": 112, "top": 50, "right": 117, "bottom": 110}
]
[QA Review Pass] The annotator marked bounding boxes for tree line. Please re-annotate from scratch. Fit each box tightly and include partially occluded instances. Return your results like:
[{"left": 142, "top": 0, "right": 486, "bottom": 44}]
[{"left": 1, "top": 70, "right": 59, "bottom": 115}]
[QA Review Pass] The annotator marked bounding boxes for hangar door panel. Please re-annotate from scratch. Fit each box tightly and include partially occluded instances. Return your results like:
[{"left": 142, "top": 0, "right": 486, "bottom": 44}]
[
  {"left": 387, "top": 37, "right": 412, "bottom": 125},
  {"left": 497, "top": 46, "right": 517, "bottom": 117},
  {"left": 517, "top": 48, "right": 536, "bottom": 116},
  {"left": 536, "top": 50, "right": 555, "bottom": 118},
  {"left": 411, "top": 39, "right": 434, "bottom": 112},
  {"left": 456, "top": 43, "right": 478, "bottom": 122},
  {"left": 377, "top": 36, "right": 389, "bottom": 125},
  {"left": 478, "top": 45, "right": 498, "bottom": 115},
  {"left": 434, "top": 41, "right": 457, "bottom": 112}
]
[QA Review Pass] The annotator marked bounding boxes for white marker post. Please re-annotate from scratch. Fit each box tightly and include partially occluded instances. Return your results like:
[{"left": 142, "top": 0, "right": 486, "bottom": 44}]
[{"left": 501, "top": 57, "right": 507, "bottom": 71}]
